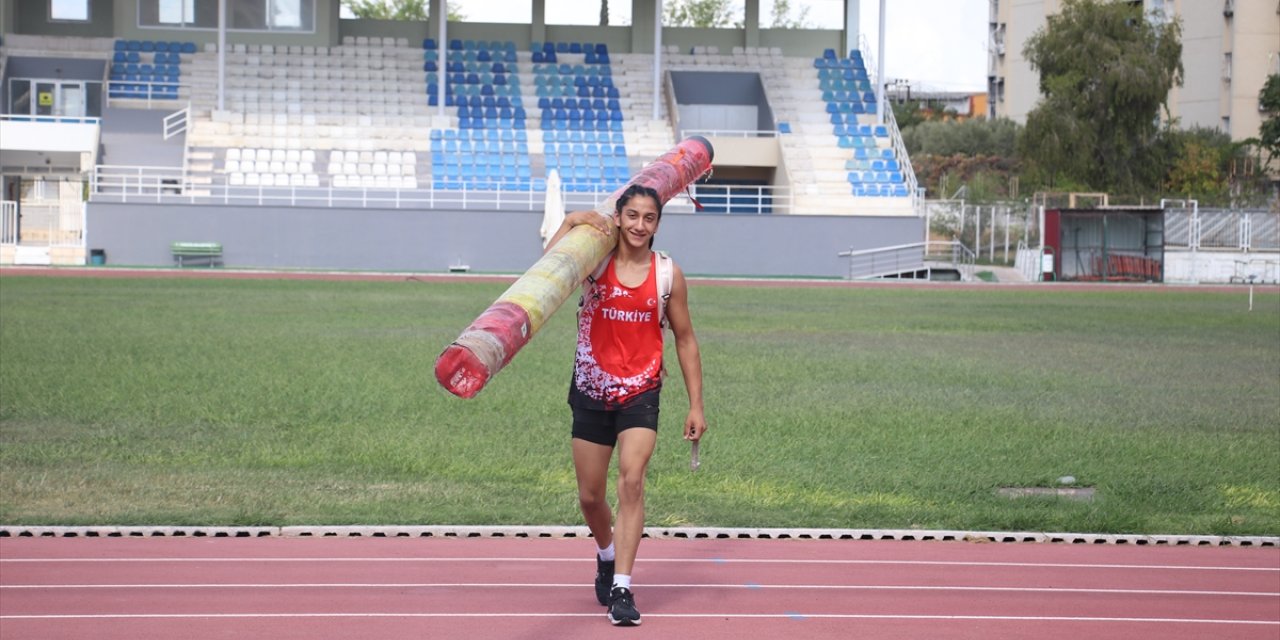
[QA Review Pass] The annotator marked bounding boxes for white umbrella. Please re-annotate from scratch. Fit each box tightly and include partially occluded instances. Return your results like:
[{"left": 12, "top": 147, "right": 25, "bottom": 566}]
[{"left": 540, "top": 169, "right": 565, "bottom": 249}]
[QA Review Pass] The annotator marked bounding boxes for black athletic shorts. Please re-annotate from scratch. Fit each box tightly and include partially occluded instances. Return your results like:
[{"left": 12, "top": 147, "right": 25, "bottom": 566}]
[{"left": 569, "top": 386, "right": 660, "bottom": 447}]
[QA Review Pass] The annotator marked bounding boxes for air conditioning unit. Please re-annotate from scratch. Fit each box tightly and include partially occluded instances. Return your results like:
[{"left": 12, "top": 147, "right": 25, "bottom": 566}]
[{"left": 1223, "top": 0, "right": 1234, "bottom": 17}]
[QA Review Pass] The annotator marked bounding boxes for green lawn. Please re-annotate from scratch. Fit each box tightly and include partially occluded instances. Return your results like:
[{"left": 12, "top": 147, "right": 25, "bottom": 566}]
[{"left": 1, "top": 275, "right": 1277, "bottom": 535}]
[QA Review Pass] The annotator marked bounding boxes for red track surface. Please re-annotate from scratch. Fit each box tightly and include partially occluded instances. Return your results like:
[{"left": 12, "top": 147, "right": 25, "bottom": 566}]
[{"left": 1, "top": 536, "right": 1276, "bottom": 639}]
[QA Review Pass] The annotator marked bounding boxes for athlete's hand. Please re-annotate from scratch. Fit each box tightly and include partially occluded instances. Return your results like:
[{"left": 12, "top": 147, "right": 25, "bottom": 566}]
[
  {"left": 684, "top": 408, "right": 706, "bottom": 443},
  {"left": 564, "top": 210, "right": 613, "bottom": 236}
]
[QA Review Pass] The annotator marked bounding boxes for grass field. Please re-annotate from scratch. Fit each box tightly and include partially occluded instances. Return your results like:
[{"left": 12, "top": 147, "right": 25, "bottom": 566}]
[{"left": 1, "top": 274, "right": 1277, "bottom": 536}]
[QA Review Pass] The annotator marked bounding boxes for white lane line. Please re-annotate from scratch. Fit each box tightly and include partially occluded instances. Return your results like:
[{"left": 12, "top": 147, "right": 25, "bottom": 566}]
[
  {"left": 0, "top": 612, "right": 1276, "bottom": 625},
  {"left": 1, "top": 583, "right": 1276, "bottom": 598},
  {"left": 1, "top": 557, "right": 1275, "bottom": 572}
]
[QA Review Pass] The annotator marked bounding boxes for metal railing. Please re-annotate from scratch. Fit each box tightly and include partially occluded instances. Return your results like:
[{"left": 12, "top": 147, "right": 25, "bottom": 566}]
[
  {"left": 88, "top": 166, "right": 723, "bottom": 213},
  {"left": 0, "top": 113, "right": 102, "bottom": 125},
  {"left": 88, "top": 165, "right": 794, "bottom": 215},
  {"left": 838, "top": 240, "right": 975, "bottom": 281},
  {"left": 163, "top": 103, "right": 190, "bottom": 140},
  {"left": 679, "top": 129, "right": 779, "bottom": 139},
  {"left": 687, "top": 183, "right": 791, "bottom": 215},
  {"left": 1, "top": 201, "right": 17, "bottom": 245},
  {"left": 106, "top": 79, "right": 188, "bottom": 110},
  {"left": 1164, "top": 207, "right": 1279, "bottom": 251}
]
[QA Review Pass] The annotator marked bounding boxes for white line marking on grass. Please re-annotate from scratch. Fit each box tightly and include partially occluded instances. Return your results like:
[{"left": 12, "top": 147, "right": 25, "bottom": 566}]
[
  {"left": 3, "top": 557, "right": 1276, "bottom": 572},
  {"left": 1, "top": 582, "right": 1276, "bottom": 597},
  {"left": 0, "top": 612, "right": 1276, "bottom": 625}
]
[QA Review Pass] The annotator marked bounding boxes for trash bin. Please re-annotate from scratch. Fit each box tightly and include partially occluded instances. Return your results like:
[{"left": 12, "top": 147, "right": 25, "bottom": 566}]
[{"left": 89, "top": 249, "right": 106, "bottom": 266}]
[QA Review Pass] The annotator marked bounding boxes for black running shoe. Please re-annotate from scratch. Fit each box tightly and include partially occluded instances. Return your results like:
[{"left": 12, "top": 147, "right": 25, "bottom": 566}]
[
  {"left": 607, "top": 587, "right": 641, "bottom": 626},
  {"left": 595, "top": 558, "right": 615, "bottom": 605}
]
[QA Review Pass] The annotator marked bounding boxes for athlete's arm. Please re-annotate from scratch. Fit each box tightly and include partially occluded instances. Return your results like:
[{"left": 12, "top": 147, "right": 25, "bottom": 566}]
[
  {"left": 544, "top": 210, "right": 614, "bottom": 255},
  {"left": 665, "top": 263, "right": 706, "bottom": 442}
]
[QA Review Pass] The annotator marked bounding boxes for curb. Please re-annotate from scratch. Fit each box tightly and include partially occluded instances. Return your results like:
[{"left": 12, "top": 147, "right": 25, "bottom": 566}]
[{"left": 1, "top": 525, "right": 1275, "bottom": 547}]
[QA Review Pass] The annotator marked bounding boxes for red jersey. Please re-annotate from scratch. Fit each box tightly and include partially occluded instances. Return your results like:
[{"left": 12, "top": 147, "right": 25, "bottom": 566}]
[{"left": 572, "top": 254, "right": 664, "bottom": 408}]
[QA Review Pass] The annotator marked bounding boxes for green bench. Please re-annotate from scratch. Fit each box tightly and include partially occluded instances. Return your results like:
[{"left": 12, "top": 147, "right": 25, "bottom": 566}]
[{"left": 172, "top": 242, "right": 223, "bottom": 267}]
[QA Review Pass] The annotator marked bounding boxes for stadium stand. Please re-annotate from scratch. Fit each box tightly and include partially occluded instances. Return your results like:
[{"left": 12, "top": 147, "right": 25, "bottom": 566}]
[
  {"left": 3, "top": 29, "right": 917, "bottom": 212},
  {"left": 108, "top": 39, "right": 195, "bottom": 101}
]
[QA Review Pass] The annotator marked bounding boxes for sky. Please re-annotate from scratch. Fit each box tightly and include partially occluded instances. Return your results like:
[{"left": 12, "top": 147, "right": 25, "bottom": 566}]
[{"left": 439, "top": 0, "right": 990, "bottom": 93}]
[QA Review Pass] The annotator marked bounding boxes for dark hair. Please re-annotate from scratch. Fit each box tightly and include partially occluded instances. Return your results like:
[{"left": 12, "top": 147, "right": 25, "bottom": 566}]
[{"left": 615, "top": 184, "right": 663, "bottom": 219}]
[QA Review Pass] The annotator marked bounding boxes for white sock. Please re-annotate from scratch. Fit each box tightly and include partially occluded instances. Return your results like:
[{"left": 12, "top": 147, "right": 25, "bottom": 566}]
[
  {"left": 597, "top": 542, "right": 615, "bottom": 562},
  {"left": 612, "top": 573, "right": 631, "bottom": 591}
]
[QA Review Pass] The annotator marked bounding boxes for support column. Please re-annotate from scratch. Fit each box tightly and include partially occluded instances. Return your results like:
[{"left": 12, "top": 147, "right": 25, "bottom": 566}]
[
  {"left": 531, "top": 0, "right": 546, "bottom": 48},
  {"left": 844, "top": 0, "right": 860, "bottom": 57},
  {"left": 744, "top": 0, "right": 759, "bottom": 49}
]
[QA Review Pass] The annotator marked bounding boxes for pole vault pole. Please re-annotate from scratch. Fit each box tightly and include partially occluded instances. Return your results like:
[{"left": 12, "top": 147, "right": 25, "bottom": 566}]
[{"left": 435, "top": 136, "right": 715, "bottom": 399}]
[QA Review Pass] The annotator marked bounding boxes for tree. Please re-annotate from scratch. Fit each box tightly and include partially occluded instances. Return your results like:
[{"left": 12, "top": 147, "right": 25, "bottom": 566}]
[
  {"left": 663, "top": 0, "right": 741, "bottom": 28},
  {"left": 342, "top": 0, "right": 464, "bottom": 22},
  {"left": 1017, "top": 0, "right": 1182, "bottom": 195},
  {"left": 600, "top": 0, "right": 609, "bottom": 26},
  {"left": 1258, "top": 74, "right": 1280, "bottom": 166},
  {"left": 769, "top": 0, "right": 812, "bottom": 29}
]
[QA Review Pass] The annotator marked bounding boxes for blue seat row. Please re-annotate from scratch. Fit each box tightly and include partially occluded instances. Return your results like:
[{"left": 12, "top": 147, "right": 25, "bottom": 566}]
[
  {"left": 426, "top": 83, "right": 523, "bottom": 99},
  {"left": 845, "top": 158, "right": 901, "bottom": 172},
  {"left": 538, "top": 97, "right": 620, "bottom": 111},
  {"left": 535, "top": 84, "right": 620, "bottom": 99},
  {"left": 826, "top": 101, "right": 877, "bottom": 115},
  {"left": 424, "top": 49, "right": 518, "bottom": 63},
  {"left": 458, "top": 116, "right": 528, "bottom": 130},
  {"left": 114, "top": 40, "right": 196, "bottom": 53},
  {"left": 817, "top": 67, "right": 871, "bottom": 82},
  {"left": 854, "top": 148, "right": 896, "bottom": 161},
  {"left": 814, "top": 58, "right": 868, "bottom": 71},
  {"left": 836, "top": 135, "right": 881, "bottom": 149},
  {"left": 113, "top": 51, "right": 183, "bottom": 64},
  {"left": 434, "top": 95, "right": 522, "bottom": 109},
  {"left": 824, "top": 90, "right": 875, "bottom": 104},
  {"left": 457, "top": 105, "right": 528, "bottom": 119},
  {"left": 534, "top": 74, "right": 615, "bottom": 89},
  {"left": 432, "top": 165, "right": 534, "bottom": 179},
  {"left": 432, "top": 156, "right": 527, "bottom": 171},
  {"left": 111, "top": 63, "right": 181, "bottom": 77},
  {"left": 426, "top": 60, "right": 515, "bottom": 74},
  {"left": 542, "top": 130, "right": 625, "bottom": 145},
  {"left": 532, "top": 64, "right": 612, "bottom": 77},
  {"left": 835, "top": 124, "right": 888, "bottom": 137},
  {"left": 428, "top": 71, "right": 520, "bottom": 86},
  {"left": 540, "top": 119, "right": 623, "bottom": 133},
  {"left": 534, "top": 41, "right": 608, "bottom": 55},
  {"left": 426, "top": 39, "right": 516, "bottom": 52},
  {"left": 431, "top": 152, "right": 531, "bottom": 168},
  {"left": 540, "top": 108, "right": 622, "bottom": 123},
  {"left": 848, "top": 171, "right": 904, "bottom": 184},
  {"left": 431, "top": 129, "right": 529, "bottom": 143},
  {"left": 432, "top": 179, "right": 548, "bottom": 192},
  {"left": 546, "top": 143, "right": 627, "bottom": 158},
  {"left": 820, "top": 78, "right": 872, "bottom": 93},
  {"left": 853, "top": 184, "right": 910, "bottom": 198}
]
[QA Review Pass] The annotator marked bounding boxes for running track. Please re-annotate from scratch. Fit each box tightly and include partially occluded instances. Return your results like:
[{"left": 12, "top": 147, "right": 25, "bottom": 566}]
[{"left": 1, "top": 536, "right": 1277, "bottom": 639}]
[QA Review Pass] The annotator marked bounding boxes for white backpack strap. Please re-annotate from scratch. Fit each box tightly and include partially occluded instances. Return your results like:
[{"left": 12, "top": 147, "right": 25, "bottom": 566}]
[
  {"left": 656, "top": 251, "right": 674, "bottom": 329},
  {"left": 579, "top": 251, "right": 613, "bottom": 313}
]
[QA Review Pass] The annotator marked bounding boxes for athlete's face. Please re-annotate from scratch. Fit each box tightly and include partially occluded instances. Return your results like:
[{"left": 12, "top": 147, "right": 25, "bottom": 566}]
[{"left": 616, "top": 195, "right": 660, "bottom": 250}]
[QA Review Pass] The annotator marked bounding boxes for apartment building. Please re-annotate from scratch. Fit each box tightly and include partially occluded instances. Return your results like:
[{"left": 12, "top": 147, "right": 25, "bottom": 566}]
[{"left": 987, "top": 0, "right": 1279, "bottom": 141}]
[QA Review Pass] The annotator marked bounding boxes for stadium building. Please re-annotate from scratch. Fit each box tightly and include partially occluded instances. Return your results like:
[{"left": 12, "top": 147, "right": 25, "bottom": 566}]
[{"left": 0, "top": 0, "right": 941, "bottom": 277}]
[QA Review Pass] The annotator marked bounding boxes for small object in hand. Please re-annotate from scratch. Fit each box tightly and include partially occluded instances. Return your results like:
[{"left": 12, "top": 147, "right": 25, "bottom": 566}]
[{"left": 690, "top": 441, "right": 700, "bottom": 472}]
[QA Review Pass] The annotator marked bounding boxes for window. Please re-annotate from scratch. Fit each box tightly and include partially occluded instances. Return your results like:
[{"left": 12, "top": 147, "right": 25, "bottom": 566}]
[
  {"left": 140, "top": 0, "right": 312, "bottom": 31},
  {"left": 230, "top": 0, "right": 313, "bottom": 31},
  {"left": 50, "top": 0, "right": 90, "bottom": 21},
  {"left": 142, "top": 0, "right": 218, "bottom": 28},
  {"left": 546, "top": 0, "right": 626, "bottom": 25}
]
